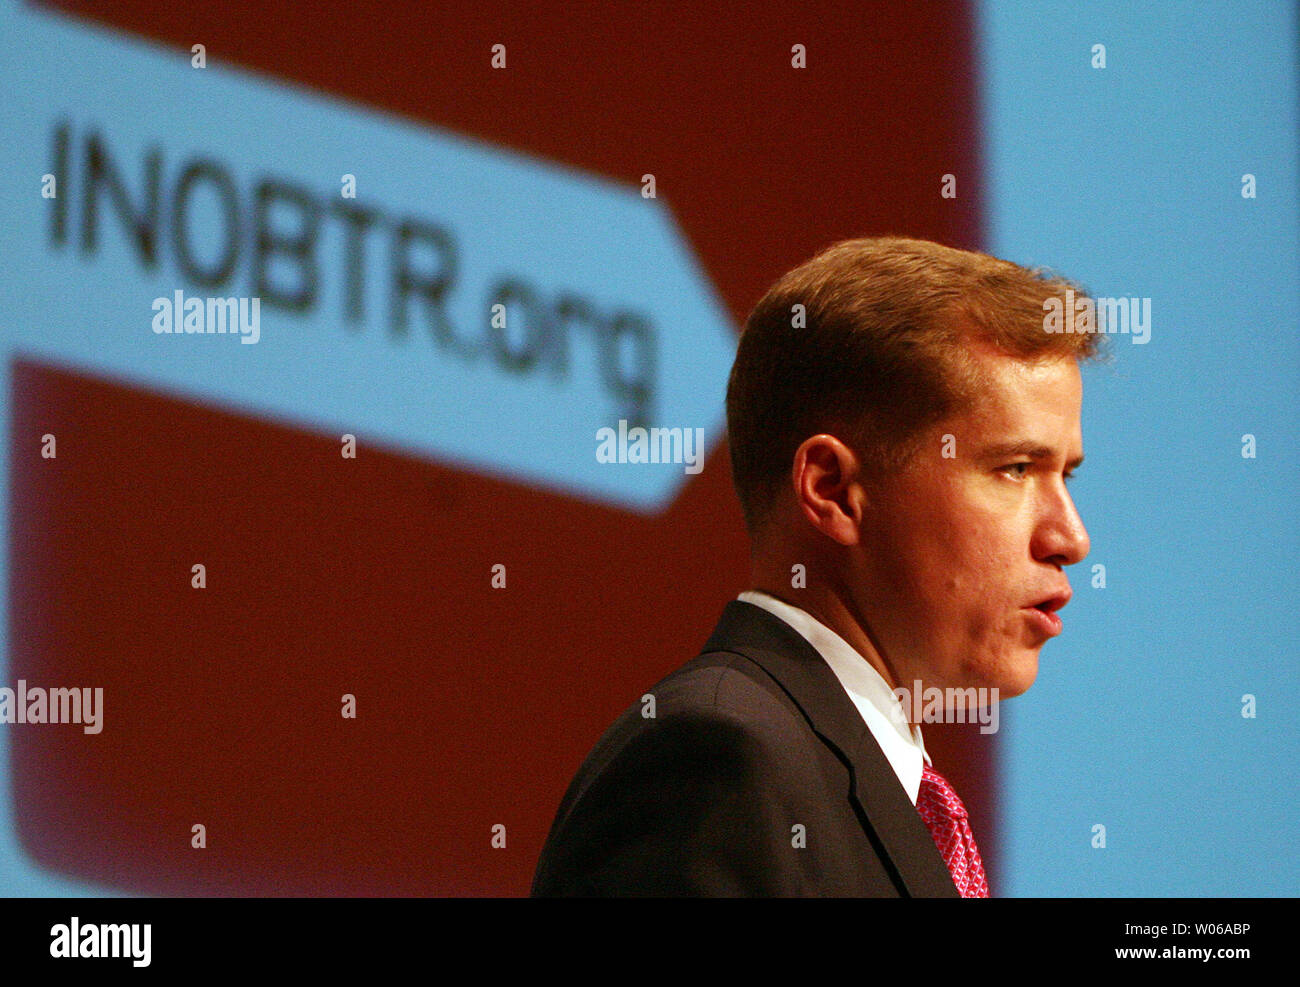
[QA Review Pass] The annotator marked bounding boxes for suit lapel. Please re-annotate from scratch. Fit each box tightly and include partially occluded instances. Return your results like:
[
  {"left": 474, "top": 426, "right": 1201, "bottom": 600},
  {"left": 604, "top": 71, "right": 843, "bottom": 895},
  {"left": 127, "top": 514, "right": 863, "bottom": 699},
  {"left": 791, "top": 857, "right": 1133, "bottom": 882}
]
[{"left": 702, "top": 600, "right": 960, "bottom": 898}]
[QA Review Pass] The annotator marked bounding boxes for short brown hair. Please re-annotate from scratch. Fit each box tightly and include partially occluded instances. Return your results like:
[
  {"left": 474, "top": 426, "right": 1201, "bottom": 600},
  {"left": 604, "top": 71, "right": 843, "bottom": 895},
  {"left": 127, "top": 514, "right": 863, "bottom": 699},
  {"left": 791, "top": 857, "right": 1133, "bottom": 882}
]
[{"left": 725, "top": 236, "right": 1105, "bottom": 534}]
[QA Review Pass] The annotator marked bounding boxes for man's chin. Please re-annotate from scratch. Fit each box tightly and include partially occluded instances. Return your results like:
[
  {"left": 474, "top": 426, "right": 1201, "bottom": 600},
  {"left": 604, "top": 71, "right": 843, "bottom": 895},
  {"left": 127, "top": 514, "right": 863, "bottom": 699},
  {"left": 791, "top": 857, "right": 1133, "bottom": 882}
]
[
  {"left": 996, "top": 677, "right": 1033, "bottom": 699},
  {"left": 994, "top": 653, "right": 1040, "bottom": 698},
  {"left": 955, "top": 652, "right": 1039, "bottom": 698}
]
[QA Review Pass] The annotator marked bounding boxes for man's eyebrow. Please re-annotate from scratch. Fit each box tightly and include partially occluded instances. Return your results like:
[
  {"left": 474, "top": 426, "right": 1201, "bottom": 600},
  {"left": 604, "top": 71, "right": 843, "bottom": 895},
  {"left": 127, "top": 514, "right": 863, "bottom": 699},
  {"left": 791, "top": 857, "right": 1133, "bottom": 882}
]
[{"left": 978, "top": 440, "right": 1085, "bottom": 470}]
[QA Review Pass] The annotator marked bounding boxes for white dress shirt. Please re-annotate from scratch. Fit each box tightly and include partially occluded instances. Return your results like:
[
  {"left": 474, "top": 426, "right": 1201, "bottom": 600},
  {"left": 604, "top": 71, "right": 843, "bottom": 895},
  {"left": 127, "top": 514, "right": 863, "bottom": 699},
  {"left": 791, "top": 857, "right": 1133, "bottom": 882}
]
[{"left": 737, "top": 590, "right": 931, "bottom": 805}]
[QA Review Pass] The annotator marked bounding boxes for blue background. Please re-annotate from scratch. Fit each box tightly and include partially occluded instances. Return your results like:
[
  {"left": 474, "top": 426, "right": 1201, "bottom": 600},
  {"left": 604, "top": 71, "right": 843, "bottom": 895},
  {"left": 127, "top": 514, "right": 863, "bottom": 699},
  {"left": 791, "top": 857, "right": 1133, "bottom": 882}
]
[{"left": 979, "top": 0, "right": 1298, "bottom": 896}]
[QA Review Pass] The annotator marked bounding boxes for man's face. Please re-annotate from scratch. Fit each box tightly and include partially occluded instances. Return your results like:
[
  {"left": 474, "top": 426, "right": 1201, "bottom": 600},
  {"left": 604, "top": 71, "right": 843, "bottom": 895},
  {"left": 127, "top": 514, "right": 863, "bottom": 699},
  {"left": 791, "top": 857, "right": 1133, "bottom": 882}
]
[{"left": 851, "top": 347, "right": 1089, "bottom": 697}]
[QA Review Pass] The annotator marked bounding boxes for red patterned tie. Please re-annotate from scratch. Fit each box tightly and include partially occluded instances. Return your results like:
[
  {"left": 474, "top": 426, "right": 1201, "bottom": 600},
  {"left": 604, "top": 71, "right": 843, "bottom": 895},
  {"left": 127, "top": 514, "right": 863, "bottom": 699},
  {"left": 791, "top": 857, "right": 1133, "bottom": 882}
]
[{"left": 916, "top": 764, "right": 990, "bottom": 898}]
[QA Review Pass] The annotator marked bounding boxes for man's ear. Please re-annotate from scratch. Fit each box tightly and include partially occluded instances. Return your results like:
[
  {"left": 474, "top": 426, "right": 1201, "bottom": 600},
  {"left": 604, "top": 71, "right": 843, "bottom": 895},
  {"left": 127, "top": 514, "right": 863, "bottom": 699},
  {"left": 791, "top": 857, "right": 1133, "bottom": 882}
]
[{"left": 791, "top": 434, "right": 865, "bottom": 546}]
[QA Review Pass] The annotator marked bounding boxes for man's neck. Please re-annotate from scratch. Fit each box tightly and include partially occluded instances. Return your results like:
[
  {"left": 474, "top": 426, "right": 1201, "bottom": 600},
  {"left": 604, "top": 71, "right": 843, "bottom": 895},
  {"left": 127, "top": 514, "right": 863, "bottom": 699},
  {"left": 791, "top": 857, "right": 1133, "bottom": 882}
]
[{"left": 747, "top": 580, "right": 908, "bottom": 696}]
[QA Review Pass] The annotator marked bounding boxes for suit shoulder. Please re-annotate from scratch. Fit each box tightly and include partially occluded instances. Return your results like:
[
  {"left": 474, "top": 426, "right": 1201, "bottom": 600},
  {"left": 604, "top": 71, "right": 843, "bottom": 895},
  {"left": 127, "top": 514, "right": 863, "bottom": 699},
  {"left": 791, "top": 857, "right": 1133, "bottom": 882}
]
[
  {"left": 532, "top": 652, "right": 842, "bottom": 896},
  {"left": 543, "top": 649, "right": 815, "bottom": 824},
  {"left": 648, "top": 648, "right": 794, "bottom": 715},
  {"left": 608, "top": 649, "right": 813, "bottom": 753}
]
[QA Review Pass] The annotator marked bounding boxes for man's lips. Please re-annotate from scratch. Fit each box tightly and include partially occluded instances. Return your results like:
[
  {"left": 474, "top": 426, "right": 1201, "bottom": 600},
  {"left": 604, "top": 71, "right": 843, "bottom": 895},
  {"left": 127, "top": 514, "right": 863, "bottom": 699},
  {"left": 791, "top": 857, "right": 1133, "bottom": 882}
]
[
  {"left": 1029, "top": 588, "right": 1072, "bottom": 614},
  {"left": 1024, "top": 587, "right": 1072, "bottom": 636}
]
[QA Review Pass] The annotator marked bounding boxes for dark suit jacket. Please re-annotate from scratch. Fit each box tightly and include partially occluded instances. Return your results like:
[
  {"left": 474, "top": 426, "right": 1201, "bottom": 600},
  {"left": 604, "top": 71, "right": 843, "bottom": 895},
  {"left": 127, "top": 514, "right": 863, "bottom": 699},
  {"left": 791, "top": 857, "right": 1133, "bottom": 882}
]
[{"left": 531, "top": 599, "right": 961, "bottom": 896}]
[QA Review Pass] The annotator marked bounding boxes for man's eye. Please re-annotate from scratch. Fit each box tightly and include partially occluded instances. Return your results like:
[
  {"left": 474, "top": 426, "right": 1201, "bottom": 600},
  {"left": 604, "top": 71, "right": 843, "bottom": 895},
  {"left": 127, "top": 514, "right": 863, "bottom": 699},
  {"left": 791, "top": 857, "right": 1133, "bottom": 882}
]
[{"left": 999, "top": 463, "right": 1031, "bottom": 479}]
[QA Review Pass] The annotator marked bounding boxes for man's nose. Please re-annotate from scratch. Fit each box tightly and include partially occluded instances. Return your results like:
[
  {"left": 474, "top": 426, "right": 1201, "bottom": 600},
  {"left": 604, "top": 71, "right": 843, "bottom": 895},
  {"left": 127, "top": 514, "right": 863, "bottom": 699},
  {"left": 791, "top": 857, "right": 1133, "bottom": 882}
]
[{"left": 1033, "top": 487, "right": 1090, "bottom": 567}]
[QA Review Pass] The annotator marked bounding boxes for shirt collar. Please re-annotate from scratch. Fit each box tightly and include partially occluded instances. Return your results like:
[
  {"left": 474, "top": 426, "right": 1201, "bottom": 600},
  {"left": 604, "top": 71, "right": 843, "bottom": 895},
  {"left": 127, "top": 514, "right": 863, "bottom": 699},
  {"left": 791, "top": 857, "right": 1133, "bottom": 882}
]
[{"left": 737, "top": 590, "right": 930, "bottom": 804}]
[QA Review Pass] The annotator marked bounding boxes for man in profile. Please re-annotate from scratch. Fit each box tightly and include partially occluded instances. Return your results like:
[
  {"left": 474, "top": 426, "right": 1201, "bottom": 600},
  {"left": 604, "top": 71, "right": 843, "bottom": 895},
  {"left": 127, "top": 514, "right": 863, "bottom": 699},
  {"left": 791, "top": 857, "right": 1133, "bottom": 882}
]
[{"left": 532, "top": 237, "right": 1099, "bottom": 897}]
